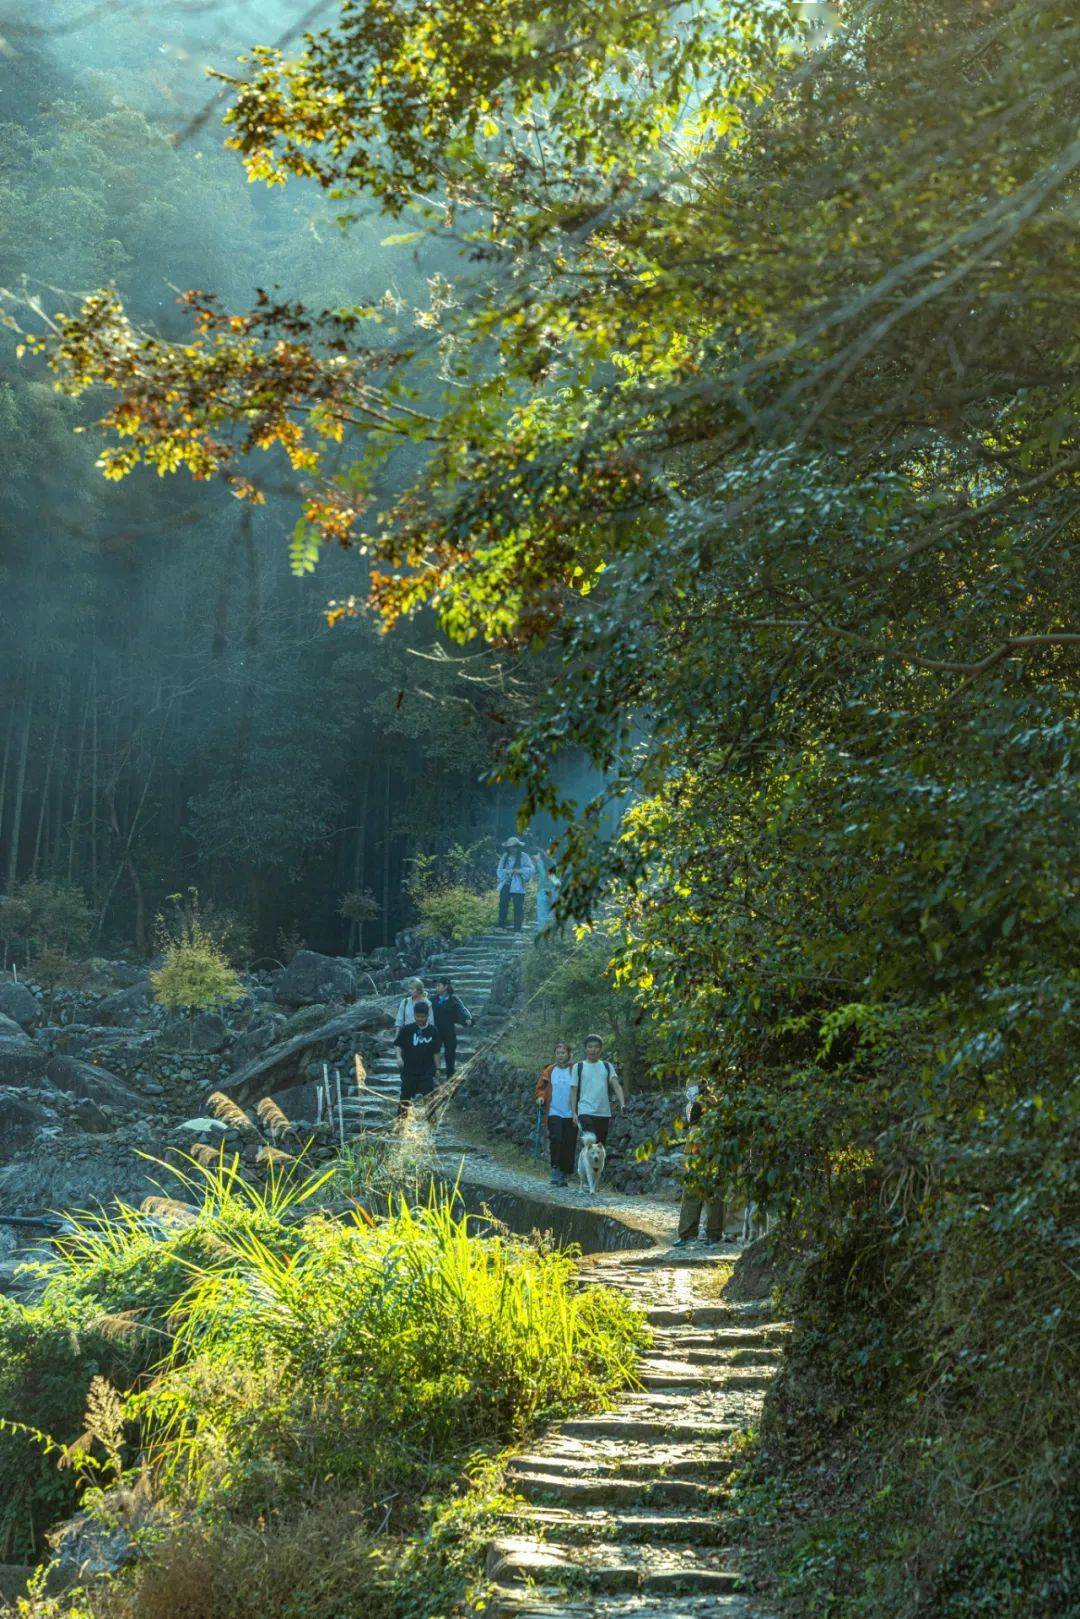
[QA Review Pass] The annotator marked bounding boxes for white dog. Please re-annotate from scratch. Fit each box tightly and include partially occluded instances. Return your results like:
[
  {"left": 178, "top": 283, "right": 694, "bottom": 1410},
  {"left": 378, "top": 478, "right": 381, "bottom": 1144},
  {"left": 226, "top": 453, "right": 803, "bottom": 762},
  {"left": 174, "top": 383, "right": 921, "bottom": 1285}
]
[{"left": 576, "top": 1130, "right": 607, "bottom": 1194}]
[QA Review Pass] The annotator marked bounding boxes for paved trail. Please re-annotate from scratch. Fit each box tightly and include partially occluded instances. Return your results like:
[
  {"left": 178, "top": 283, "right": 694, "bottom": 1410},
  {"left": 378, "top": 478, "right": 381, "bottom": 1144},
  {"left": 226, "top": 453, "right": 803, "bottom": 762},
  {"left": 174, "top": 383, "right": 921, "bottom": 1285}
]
[
  {"left": 480, "top": 1244, "right": 784, "bottom": 1617},
  {"left": 359, "top": 928, "right": 783, "bottom": 1615}
]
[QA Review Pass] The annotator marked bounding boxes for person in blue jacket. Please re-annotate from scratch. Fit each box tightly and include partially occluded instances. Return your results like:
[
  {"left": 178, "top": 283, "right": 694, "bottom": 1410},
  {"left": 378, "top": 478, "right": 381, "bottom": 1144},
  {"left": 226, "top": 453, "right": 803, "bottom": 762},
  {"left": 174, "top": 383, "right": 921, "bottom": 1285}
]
[{"left": 496, "top": 837, "right": 535, "bottom": 931}]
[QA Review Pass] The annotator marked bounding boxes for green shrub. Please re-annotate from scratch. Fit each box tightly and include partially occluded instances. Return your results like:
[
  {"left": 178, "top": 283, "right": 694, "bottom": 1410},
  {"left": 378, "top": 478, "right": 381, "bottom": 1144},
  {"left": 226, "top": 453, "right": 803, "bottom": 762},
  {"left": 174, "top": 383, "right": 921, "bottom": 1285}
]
[
  {"left": 505, "top": 931, "right": 662, "bottom": 1087},
  {"left": 0, "top": 1158, "right": 330, "bottom": 1560},
  {"left": 412, "top": 883, "right": 500, "bottom": 942},
  {"left": 134, "top": 1192, "right": 645, "bottom": 1513},
  {"left": 0, "top": 1155, "right": 644, "bottom": 1586},
  {"left": 0, "top": 879, "right": 93, "bottom": 972},
  {"left": 0, "top": 1298, "right": 142, "bottom": 1562},
  {"left": 151, "top": 899, "right": 243, "bottom": 1024}
]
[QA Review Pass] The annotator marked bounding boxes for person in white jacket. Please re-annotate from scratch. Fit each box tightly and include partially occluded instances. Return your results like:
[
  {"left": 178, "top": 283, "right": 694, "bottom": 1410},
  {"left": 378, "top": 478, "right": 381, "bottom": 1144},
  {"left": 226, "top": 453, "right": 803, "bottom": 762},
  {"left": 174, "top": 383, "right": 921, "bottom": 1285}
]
[
  {"left": 496, "top": 838, "right": 535, "bottom": 931},
  {"left": 395, "top": 977, "right": 428, "bottom": 1028}
]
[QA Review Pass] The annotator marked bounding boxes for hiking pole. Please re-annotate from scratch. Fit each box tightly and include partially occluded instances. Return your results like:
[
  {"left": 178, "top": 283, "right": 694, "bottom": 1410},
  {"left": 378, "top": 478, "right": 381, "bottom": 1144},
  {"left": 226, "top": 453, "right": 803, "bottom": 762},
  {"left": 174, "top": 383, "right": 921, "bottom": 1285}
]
[{"left": 533, "top": 1103, "right": 543, "bottom": 1159}]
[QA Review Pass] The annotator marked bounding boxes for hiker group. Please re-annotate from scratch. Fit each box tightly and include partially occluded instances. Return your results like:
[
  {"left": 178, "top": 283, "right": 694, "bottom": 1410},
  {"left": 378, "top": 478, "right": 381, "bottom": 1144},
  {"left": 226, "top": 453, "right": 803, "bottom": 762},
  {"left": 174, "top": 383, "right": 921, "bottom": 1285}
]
[
  {"left": 534, "top": 1042, "right": 730, "bottom": 1241},
  {"left": 534, "top": 1037, "right": 624, "bottom": 1187},
  {"left": 391, "top": 835, "right": 728, "bottom": 1242},
  {"left": 391, "top": 836, "right": 556, "bottom": 1113},
  {"left": 392, "top": 975, "right": 472, "bottom": 1113}
]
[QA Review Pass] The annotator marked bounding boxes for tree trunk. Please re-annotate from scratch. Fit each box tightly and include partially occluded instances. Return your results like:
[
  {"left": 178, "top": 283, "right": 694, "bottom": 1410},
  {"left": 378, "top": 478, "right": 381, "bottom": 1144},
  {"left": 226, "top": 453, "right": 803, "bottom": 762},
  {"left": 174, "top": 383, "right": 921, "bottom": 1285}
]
[
  {"left": 347, "top": 765, "right": 370, "bottom": 952},
  {"left": 5, "top": 681, "right": 35, "bottom": 890},
  {"left": 381, "top": 760, "right": 392, "bottom": 945},
  {"left": 0, "top": 702, "right": 14, "bottom": 866},
  {"left": 50, "top": 680, "right": 72, "bottom": 874},
  {"left": 249, "top": 867, "right": 260, "bottom": 940},
  {"left": 127, "top": 852, "right": 147, "bottom": 957},
  {"left": 31, "top": 693, "right": 63, "bottom": 877},
  {"left": 90, "top": 660, "right": 100, "bottom": 903},
  {"left": 67, "top": 684, "right": 91, "bottom": 881}
]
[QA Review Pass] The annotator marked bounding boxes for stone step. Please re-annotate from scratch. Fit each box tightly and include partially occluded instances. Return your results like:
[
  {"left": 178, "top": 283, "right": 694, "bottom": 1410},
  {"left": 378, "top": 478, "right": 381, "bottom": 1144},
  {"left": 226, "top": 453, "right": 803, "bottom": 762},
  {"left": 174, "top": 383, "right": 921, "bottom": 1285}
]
[
  {"left": 487, "top": 1537, "right": 745, "bottom": 1596},
  {"left": 505, "top": 1471, "right": 724, "bottom": 1509},
  {"left": 520, "top": 1505, "right": 734, "bottom": 1547},
  {"left": 556, "top": 1416, "right": 736, "bottom": 1444},
  {"left": 637, "top": 1362, "right": 773, "bottom": 1393},
  {"left": 487, "top": 1587, "right": 753, "bottom": 1619},
  {"left": 510, "top": 1446, "right": 735, "bottom": 1482},
  {"left": 646, "top": 1305, "right": 781, "bottom": 1331},
  {"left": 647, "top": 1345, "right": 780, "bottom": 1368},
  {"left": 651, "top": 1330, "right": 780, "bottom": 1354}
]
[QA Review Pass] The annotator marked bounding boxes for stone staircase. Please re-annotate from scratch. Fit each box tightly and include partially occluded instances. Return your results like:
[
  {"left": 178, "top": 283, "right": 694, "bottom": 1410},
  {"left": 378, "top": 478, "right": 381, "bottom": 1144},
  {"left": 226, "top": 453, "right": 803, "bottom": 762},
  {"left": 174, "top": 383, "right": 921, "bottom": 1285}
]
[
  {"left": 482, "top": 1250, "right": 786, "bottom": 1617},
  {"left": 339, "top": 930, "right": 532, "bottom": 1135}
]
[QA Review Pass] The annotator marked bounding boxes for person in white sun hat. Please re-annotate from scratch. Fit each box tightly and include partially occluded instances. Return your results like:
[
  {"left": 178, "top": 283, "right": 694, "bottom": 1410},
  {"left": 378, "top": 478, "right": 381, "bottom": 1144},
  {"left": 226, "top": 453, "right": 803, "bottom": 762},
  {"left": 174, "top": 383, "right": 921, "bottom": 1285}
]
[{"left": 496, "top": 836, "right": 535, "bottom": 931}]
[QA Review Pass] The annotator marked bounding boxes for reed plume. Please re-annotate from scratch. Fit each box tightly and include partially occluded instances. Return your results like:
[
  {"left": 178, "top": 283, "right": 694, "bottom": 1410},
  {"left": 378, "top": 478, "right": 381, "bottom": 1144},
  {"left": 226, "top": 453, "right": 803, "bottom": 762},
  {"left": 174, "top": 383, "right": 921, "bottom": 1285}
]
[
  {"left": 207, "top": 1091, "right": 255, "bottom": 1131},
  {"left": 256, "top": 1145, "right": 295, "bottom": 1168},
  {"left": 256, "top": 1097, "right": 296, "bottom": 1139}
]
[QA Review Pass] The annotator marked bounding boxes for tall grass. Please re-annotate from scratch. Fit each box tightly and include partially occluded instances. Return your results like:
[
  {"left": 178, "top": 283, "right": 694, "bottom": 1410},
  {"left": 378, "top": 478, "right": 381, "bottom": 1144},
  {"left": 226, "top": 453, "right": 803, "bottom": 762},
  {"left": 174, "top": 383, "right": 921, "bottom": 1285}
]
[
  {"left": 134, "top": 1191, "right": 645, "bottom": 1512},
  {"left": 0, "top": 1151, "right": 645, "bottom": 1588}
]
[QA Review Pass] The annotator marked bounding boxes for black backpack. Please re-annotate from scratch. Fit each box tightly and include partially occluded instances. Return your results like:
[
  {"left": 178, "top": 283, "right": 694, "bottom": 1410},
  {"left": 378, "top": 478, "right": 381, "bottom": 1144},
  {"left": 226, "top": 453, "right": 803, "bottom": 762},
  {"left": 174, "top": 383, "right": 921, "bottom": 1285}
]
[{"left": 573, "top": 1060, "right": 614, "bottom": 1101}]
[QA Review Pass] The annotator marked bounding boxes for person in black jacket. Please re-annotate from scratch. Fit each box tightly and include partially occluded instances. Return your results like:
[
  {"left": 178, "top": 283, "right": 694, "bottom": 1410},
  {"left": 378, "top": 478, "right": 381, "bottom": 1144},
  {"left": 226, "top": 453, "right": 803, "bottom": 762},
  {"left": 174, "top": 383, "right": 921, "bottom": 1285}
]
[{"left": 430, "top": 978, "right": 473, "bottom": 1080}]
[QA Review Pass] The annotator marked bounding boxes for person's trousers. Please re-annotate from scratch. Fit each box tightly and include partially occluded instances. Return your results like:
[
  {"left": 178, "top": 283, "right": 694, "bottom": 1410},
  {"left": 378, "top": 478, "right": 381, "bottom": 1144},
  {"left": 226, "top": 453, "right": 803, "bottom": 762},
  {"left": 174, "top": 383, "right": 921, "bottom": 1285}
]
[
  {"left": 578, "top": 1113, "right": 610, "bottom": 1145},
  {"left": 398, "top": 1075, "right": 436, "bottom": 1118},
  {"left": 442, "top": 1035, "right": 457, "bottom": 1079},
  {"left": 498, "top": 887, "right": 524, "bottom": 930},
  {"left": 678, "top": 1189, "right": 725, "bottom": 1242},
  {"left": 548, "top": 1115, "right": 577, "bottom": 1174}
]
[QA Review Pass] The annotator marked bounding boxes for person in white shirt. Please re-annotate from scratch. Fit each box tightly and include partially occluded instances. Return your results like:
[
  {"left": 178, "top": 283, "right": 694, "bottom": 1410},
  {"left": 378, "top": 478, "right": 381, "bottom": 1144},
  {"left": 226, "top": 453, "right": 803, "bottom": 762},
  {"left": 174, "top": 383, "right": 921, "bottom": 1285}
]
[
  {"left": 570, "top": 1034, "right": 625, "bottom": 1146},
  {"left": 535, "top": 1039, "right": 577, "bottom": 1185},
  {"left": 395, "top": 978, "right": 427, "bottom": 1029}
]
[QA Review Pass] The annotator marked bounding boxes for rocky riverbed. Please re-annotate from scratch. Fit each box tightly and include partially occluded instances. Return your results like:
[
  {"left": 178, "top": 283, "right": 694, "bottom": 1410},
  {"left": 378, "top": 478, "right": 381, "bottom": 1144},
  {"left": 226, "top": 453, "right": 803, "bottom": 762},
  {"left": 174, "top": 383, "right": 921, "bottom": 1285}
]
[{"left": 0, "top": 929, "right": 452, "bottom": 1279}]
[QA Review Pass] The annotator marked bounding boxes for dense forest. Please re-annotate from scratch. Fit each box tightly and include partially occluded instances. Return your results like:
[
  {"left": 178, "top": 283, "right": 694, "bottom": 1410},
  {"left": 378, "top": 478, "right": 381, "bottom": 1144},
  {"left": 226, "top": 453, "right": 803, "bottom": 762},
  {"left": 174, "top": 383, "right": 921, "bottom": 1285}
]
[
  {"left": 0, "top": 2, "right": 1075, "bottom": 1617},
  {"left": 0, "top": 3, "right": 510, "bottom": 955}
]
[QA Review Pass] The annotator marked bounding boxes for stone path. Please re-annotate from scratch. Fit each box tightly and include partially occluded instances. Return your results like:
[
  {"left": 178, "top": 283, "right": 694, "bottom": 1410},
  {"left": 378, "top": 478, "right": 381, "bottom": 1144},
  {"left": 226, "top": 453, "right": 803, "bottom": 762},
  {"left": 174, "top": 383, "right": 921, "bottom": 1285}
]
[
  {"left": 340, "top": 930, "right": 532, "bottom": 1134},
  {"left": 347, "top": 927, "right": 784, "bottom": 1616},
  {"left": 482, "top": 1244, "right": 785, "bottom": 1617}
]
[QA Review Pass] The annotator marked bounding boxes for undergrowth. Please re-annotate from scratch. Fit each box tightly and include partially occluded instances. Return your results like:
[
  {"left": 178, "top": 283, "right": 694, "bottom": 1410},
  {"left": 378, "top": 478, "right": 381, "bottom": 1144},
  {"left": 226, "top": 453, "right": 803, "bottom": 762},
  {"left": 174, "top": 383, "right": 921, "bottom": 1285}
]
[
  {"left": 0, "top": 1150, "right": 645, "bottom": 1617},
  {"left": 500, "top": 931, "right": 661, "bottom": 1086},
  {"left": 729, "top": 1165, "right": 1079, "bottom": 1619}
]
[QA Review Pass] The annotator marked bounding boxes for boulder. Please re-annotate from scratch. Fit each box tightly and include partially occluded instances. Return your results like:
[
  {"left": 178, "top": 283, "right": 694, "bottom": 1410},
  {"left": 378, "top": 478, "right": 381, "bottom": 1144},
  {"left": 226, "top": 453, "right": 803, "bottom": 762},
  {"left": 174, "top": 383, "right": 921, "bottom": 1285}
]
[
  {"left": 280, "top": 1002, "right": 337, "bottom": 1039},
  {"left": 488, "top": 956, "right": 523, "bottom": 1010},
  {"left": 96, "top": 980, "right": 153, "bottom": 1025},
  {"left": 0, "top": 1089, "right": 58, "bottom": 1153},
  {"left": 229, "top": 1018, "right": 281, "bottom": 1072},
  {"left": 221, "top": 1000, "right": 393, "bottom": 1104},
  {"left": 47, "top": 1510, "right": 137, "bottom": 1590},
  {"left": 96, "top": 960, "right": 147, "bottom": 989},
  {"left": 274, "top": 950, "right": 358, "bottom": 1008},
  {"left": 73, "top": 1097, "right": 113, "bottom": 1134},
  {"left": 0, "top": 982, "right": 42, "bottom": 1031},
  {"left": 174, "top": 1117, "right": 228, "bottom": 1136},
  {"left": 0, "top": 1023, "right": 46, "bottom": 1085},
  {"left": 41, "top": 1056, "right": 150, "bottom": 1115},
  {"left": 161, "top": 1009, "right": 229, "bottom": 1053}
]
